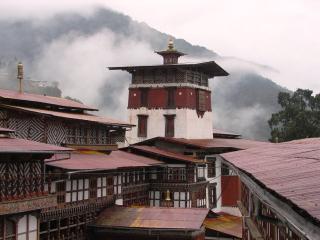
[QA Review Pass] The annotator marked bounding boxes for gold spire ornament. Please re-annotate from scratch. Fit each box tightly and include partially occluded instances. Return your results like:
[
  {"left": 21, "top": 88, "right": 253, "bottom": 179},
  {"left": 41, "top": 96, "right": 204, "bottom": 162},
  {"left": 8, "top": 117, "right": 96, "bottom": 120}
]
[
  {"left": 167, "top": 38, "right": 174, "bottom": 51},
  {"left": 17, "top": 62, "right": 24, "bottom": 93}
]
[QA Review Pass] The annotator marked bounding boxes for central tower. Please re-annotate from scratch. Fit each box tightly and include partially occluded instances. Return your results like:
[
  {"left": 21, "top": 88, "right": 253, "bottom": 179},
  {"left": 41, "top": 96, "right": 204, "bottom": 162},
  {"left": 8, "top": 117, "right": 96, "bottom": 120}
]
[{"left": 109, "top": 40, "right": 228, "bottom": 143}]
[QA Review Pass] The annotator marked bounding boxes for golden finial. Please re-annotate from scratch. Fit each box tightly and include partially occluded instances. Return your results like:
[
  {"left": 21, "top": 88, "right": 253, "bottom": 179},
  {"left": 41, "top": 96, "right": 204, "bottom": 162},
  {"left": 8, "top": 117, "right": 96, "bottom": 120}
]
[
  {"left": 17, "top": 62, "right": 24, "bottom": 93},
  {"left": 168, "top": 38, "right": 174, "bottom": 51}
]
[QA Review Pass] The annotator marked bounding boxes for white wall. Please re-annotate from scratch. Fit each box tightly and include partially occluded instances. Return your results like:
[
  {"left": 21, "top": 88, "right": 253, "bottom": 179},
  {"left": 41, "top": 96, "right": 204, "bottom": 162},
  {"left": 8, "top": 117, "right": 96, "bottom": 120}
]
[
  {"left": 206, "top": 155, "right": 241, "bottom": 217},
  {"left": 127, "top": 108, "right": 213, "bottom": 144}
]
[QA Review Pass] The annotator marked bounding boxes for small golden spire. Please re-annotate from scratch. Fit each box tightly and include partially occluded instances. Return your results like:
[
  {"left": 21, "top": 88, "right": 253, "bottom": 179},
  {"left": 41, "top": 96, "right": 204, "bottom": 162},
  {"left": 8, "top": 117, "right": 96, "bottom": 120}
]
[
  {"left": 17, "top": 62, "right": 24, "bottom": 93},
  {"left": 167, "top": 38, "right": 174, "bottom": 51}
]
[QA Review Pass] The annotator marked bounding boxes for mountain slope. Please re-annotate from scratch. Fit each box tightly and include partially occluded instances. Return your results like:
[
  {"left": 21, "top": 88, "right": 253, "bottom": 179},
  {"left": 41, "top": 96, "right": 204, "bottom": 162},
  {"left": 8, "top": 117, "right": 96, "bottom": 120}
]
[{"left": 0, "top": 7, "right": 288, "bottom": 140}]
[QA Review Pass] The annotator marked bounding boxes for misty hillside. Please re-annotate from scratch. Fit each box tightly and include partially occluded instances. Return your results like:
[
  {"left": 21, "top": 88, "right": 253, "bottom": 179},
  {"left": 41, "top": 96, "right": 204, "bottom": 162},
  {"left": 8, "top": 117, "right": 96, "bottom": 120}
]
[{"left": 0, "top": 7, "right": 288, "bottom": 140}]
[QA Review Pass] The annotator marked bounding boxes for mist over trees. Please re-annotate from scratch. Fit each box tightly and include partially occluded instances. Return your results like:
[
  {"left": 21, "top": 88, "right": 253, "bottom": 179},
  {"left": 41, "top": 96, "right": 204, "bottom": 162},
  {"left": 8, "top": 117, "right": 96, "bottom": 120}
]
[
  {"left": 269, "top": 89, "right": 320, "bottom": 142},
  {"left": 0, "top": 7, "right": 288, "bottom": 140}
]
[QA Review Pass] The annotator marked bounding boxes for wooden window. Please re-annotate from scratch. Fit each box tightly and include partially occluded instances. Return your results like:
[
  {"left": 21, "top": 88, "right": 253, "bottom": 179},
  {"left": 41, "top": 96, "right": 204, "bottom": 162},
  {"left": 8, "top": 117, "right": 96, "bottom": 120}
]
[
  {"left": 113, "top": 175, "right": 122, "bottom": 196},
  {"left": 97, "top": 177, "right": 107, "bottom": 198},
  {"left": 5, "top": 219, "right": 15, "bottom": 240},
  {"left": 137, "top": 115, "right": 148, "bottom": 138},
  {"left": 166, "top": 88, "right": 176, "bottom": 108},
  {"left": 209, "top": 184, "right": 217, "bottom": 208},
  {"left": 221, "top": 163, "right": 230, "bottom": 176},
  {"left": 140, "top": 88, "right": 149, "bottom": 107},
  {"left": 65, "top": 179, "right": 89, "bottom": 202},
  {"left": 197, "top": 90, "right": 206, "bottom": 112},
  {"left": 206, "top": 157, "right": 216, "bottom": 178},
  {"left": 17, "top": 214, "right": 37, "bottom": 240},
  {"left": 164, "top": 115, "right": 175, "bottom": 137},
  {"left": 196, "top": 190, "right": 207, "bottom": 208},
  {"left": 197, "top": 165, "right": 206, "bottom": 180},
  {"left": 149, "top": 191, "right": 160, "bottom": 207},
  {"left": 174, "top": 192, "right": 187, "bottom": 208},
  {"left": 167, "top": 167, "right": 186, "bottom": 182}
]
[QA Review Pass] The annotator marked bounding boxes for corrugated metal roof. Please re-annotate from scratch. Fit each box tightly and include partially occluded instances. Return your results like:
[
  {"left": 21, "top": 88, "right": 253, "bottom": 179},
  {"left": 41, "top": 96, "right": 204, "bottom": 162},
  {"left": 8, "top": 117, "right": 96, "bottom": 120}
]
[
  {"left": 1, "top": 104, "right": 133, "bottom": 127},
  {"left": 137, "top": 137, "right": 271, "bottom": 150},
  {"left": 95, "top": 206, "right": 209, "bottom": 230},
  {"left": 46, "top": 151, "right": 163, "bottom": 170},
  {"left": 213, "top": 128, "right": 241, "bottom": 139},
  {"left": 221, "top": 138, "right": 320, "bottom": 224},
  {"left": 0, "top": 137, "right": 72, "bottom": 153},
  {"left": 0, "top": 88, "right": 97, "bottom": 111},
  {"left": 204, "top": 213, "right": 242, "bottom": 238},
  {"left": 109, "top": 61, "right": 229, "bottom": 77},
  {"left": 130, "top": 145, "right": 203, "bottom": 163}
]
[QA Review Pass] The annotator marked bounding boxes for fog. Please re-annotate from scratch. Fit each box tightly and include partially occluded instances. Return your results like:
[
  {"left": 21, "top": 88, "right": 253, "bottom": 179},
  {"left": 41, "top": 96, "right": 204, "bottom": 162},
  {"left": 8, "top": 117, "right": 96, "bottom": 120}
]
[{"left": 0, "top": 4, "right": 299, "bottom": 140}]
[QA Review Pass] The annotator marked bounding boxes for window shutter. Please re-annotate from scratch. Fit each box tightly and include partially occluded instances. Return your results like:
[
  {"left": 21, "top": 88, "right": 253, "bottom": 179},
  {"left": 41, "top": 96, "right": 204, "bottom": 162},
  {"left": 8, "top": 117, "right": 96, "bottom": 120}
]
[
  {"left": 138, "top": 115, "right": 148, "bottom": 137},
  {"left": 165, "top": 115, "right": 175, "bottom": 137},
  {"left": 197, "top": 90, "right": 206, "bottom": 111}
]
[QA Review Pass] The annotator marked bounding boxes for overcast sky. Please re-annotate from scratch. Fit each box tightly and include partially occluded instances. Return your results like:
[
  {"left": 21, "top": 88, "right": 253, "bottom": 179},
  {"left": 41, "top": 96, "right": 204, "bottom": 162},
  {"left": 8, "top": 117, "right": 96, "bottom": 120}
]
[{"left": 1, "top": 0, "right": 319, "bottom": 92}]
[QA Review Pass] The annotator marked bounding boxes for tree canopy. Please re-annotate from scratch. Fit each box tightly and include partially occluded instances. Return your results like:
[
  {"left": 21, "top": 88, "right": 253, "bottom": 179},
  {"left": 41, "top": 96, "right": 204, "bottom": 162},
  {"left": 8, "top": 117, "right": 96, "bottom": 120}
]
[{"left": 269, "top": 89, "right": 320, "bottom": 142}]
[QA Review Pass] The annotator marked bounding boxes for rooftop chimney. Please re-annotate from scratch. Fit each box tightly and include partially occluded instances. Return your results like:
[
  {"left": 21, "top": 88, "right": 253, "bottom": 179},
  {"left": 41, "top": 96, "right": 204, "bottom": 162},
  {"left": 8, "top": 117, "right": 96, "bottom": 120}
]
[{"left": 17, "top": 62, "right": 24, "bottom": 93}]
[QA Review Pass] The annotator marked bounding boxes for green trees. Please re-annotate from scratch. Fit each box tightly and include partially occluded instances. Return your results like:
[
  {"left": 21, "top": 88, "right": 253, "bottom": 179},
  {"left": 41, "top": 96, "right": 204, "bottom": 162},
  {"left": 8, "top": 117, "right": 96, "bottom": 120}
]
[{"left": 269, "top": 89, "right": 320, "bottom": 142}]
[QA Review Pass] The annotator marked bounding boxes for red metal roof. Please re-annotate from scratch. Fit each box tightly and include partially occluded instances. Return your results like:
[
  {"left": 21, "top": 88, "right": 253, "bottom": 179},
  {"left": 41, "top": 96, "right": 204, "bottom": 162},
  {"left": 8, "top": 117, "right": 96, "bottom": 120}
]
[
  {"left": 130, "top": 145, "right": 202, "bottom": 163},
  {"left": 46, "top": 151, "right": 163, "bottom": 170},
  {"left": 221, "top": 138, "right": 320, "bottom": 223},
  {"left": 1, "top": 104, "right": 133, "bottom": 127},
  {"left": 95, "top": 206, "right": 209, "bottom": 230},
  {"left": 138, "top": 137, "right": 271, "bottom": 150},
  {"left": 0, "top": 137, "right": 72, "bottom": 153},
  {"left": 204, "top": 213, "right": 242, "bottom": 238},
  {"left": 0, "top": 88, "right": 97, "bottom": 111}
]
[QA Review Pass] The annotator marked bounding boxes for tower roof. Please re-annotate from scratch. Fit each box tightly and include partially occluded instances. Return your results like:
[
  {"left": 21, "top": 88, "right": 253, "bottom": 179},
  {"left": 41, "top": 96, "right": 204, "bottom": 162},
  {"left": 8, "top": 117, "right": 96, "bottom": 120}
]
[
  {"left": 155, "top": 38, "right": 186, "bottom": 58},
  {"left": 109, "top": 61, "right": 229, "bottom": 78}
]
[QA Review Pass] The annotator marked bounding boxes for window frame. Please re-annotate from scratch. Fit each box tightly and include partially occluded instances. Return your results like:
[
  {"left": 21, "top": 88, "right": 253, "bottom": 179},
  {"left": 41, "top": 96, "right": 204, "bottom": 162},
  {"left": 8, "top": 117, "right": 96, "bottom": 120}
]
[{"left": 137, "top": 115, "right": 148, "bottom": 138}]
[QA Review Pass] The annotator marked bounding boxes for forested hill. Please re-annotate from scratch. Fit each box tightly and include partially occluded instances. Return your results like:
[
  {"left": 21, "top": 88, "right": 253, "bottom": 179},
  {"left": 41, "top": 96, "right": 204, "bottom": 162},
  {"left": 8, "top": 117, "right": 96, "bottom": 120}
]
[{"left": 0, "top": 7, "right": 288, "bottom": 140}]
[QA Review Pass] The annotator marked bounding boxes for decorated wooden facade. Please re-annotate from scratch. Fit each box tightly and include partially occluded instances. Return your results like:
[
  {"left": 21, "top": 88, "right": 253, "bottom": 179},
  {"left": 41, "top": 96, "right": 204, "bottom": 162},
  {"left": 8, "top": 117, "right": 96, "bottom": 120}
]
[
  {"left": 109, "top": 39, "right": 229, "bottom": 143},
  {"left": 0, "top": 128, "right": 70, "bottom": 240},
  {"left": 0, "top": 89, "right": 129, "bottom": 147}
]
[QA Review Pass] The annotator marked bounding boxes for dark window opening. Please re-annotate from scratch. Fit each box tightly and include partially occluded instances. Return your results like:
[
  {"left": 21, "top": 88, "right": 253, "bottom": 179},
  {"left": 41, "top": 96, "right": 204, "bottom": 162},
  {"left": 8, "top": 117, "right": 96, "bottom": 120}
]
[
  {"left": 140, "top": 88, "right": 149, "bottom": 107},
  {"left": 207, "top": 157, "right": 216, "bottom": 178},
  {"left": 167, "top": 88, "right": 176, "bottom": 108},
  {"left": 221, "top": 163, "right": 230, "bottom": 176},
  {"left": 164, "top": 115, "right": 175, "bottom": 137},
  {"left": 138, "top": 115, "right": 148, "bottom": 138}
]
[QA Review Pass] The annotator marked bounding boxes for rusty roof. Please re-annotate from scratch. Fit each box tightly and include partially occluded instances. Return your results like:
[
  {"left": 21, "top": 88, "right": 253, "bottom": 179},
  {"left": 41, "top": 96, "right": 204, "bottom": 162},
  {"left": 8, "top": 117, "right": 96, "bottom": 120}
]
[
  {"left": 129, "top": 145, "right": 203, "bottom": 163},
  {"left": 1, "top": 104, "right": 133, "bottom": 127},
  {"left": 221, "top": 138, "right": 320, "bottom": 224},
  {"left": 0, "top": 137, "right": 72, "bottom": 153},
  {"left": 213, "top": 128, "right": 241, "bottom": 139},
  {"left": 204, "top": 213, "right": 242, "bottom": 238},
  {"left": 0, "top": 88, "right": 97, "bottom": 111},
  {"left": 46, "top": 151, "right": 163, "bottom": 170},
  {"left": 137, "top": 137, "right": 271, "bottom": 150},
  {"left": 95, "top": 206, "right": 209, "bottom": 230},
  {"left": 109, "top": 61, "right": 229, "bottom": 77}
]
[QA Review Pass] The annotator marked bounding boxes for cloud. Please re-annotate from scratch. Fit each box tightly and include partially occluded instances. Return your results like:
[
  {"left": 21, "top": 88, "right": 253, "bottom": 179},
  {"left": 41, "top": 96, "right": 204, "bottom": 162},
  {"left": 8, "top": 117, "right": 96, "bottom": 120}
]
[{"left": 32, "top": 28, "right": 159, "bottom": 119}]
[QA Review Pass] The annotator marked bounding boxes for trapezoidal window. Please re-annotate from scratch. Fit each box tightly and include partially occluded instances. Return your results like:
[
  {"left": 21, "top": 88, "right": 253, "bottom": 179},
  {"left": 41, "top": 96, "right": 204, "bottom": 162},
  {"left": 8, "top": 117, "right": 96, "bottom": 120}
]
[
  {"left": 197, "top": 89, "right": 206, "bottom": 112},
  {"left": 166, "top": 87, "right": 176, "bottom": 108},
  {"left": 140, "top": 88, "right": 149, "bottom": 107},
  {"left": 137, "top": 115, "right": 148, "bottom": 138},
  {"left": 164, "top": 114, "right": 175, "bottom": 137}
]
